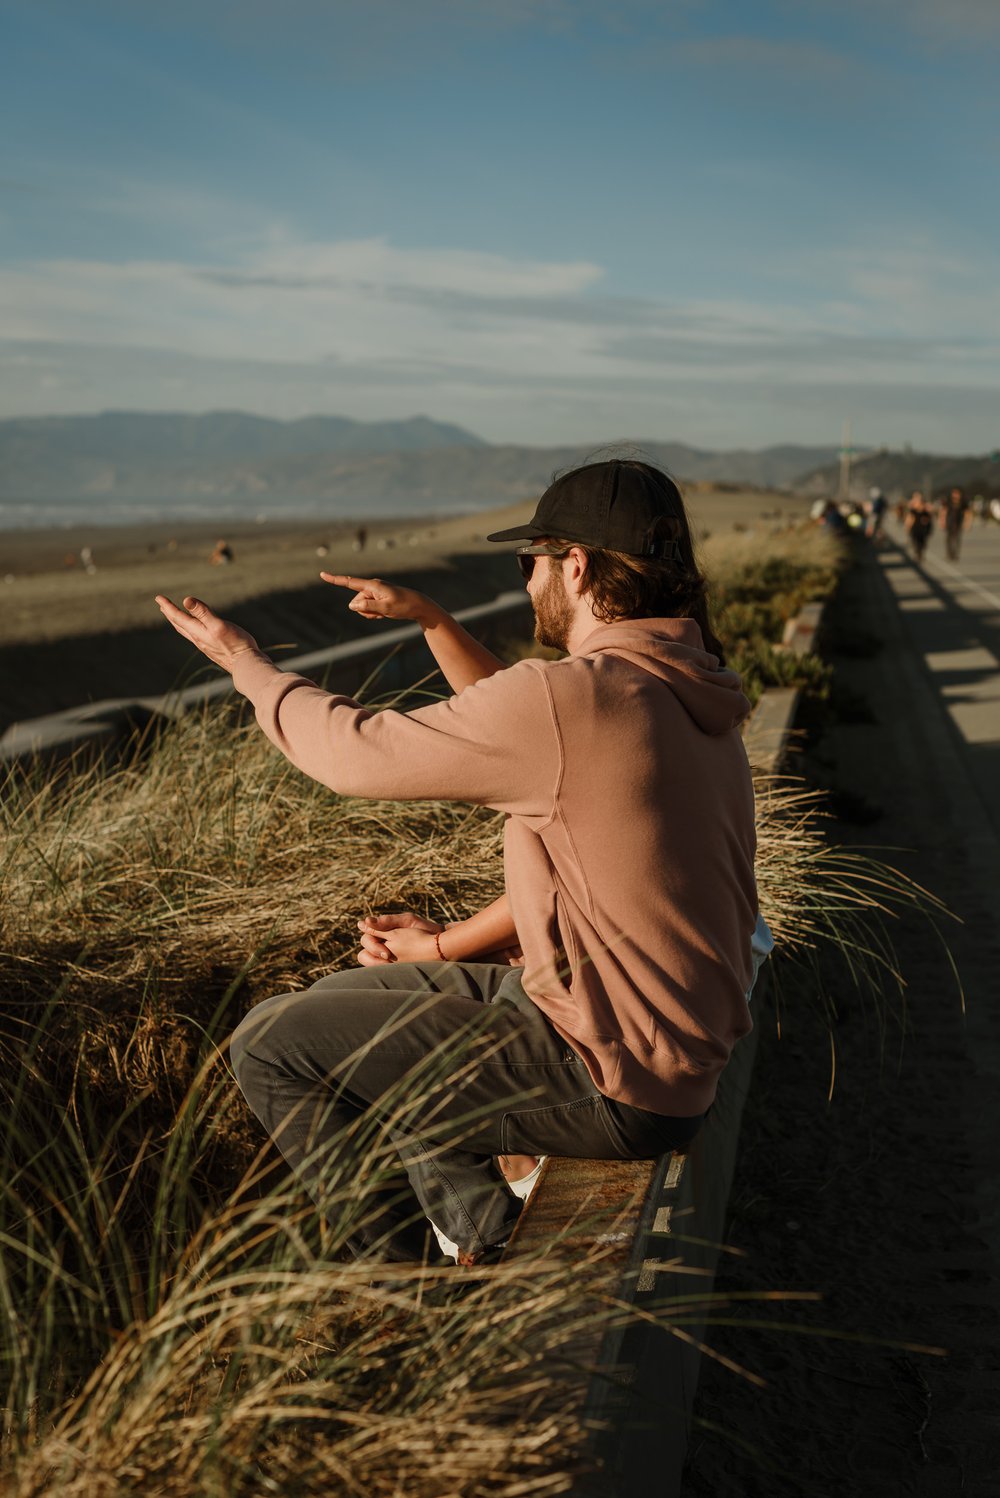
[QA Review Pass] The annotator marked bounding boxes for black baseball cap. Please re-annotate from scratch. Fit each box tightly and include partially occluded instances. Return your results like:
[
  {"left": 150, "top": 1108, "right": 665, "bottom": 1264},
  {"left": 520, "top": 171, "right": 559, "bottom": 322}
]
[{"left": 486, "top": 460, "right": 683, "bottom": 558}]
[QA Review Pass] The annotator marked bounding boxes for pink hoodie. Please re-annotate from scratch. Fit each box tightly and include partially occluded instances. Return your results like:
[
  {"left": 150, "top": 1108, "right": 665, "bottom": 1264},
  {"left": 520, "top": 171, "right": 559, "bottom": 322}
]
[{"left": 231, "top": 615, "right": 757, "bottom": 1116}]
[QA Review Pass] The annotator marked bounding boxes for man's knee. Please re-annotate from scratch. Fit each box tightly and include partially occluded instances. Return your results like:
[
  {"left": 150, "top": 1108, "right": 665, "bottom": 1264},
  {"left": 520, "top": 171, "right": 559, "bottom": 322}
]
[
  {"left": 229, "top": 1010, "right": 261, "bottom": 1095},
  {"left": 229, "top": 992, "right": 297, "bottom": 1083}
]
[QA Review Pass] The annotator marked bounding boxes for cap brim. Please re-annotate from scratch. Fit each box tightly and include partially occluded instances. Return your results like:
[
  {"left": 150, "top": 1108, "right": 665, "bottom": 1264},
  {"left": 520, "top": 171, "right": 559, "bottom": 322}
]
[{"left": 485, "top": 522, "right": 547, "bottom": 544}]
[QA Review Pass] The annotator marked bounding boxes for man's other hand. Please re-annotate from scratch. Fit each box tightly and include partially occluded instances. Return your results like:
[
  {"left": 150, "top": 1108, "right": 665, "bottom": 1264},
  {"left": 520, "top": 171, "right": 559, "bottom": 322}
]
[
  {"left": 155, "top": 595, "right": 262, "bottom": 673},
  {"left": 358, "top": 911, "right": 443, "bottom": 966},
  {"left": 321, "top": 574, "right": 436, "bottom": 625}
]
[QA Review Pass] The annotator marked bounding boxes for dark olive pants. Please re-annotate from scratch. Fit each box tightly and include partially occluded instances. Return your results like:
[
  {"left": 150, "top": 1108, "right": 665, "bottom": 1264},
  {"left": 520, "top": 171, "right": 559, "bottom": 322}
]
[{"left": 229, "top": 961, "right": 704, "bottom": 1262}]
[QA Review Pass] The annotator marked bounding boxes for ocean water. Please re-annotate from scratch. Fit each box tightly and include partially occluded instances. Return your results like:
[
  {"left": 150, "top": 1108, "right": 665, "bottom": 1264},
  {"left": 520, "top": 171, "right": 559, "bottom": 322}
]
[{"left": 0, "top": 495, "right": 469, "bottom": 531}]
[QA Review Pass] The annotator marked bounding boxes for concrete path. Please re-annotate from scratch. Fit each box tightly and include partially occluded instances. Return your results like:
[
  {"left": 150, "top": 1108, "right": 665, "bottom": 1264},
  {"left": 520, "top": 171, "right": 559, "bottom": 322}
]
[
  {"left": 878, "top": 514, "right": 1000, "bottom": 1311},
  {"left": 884, "top": 515, "right": 1000, "bottom": 843},
  {"left": 683, "top": 520, "right": 1000, "bottom": 1496}
]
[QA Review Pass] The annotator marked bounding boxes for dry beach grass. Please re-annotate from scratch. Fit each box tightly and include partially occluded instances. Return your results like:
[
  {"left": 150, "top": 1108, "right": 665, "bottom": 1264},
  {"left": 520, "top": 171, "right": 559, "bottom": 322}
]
[{"left": 0, "top": 516, "right": 945, "bottom": 1494}]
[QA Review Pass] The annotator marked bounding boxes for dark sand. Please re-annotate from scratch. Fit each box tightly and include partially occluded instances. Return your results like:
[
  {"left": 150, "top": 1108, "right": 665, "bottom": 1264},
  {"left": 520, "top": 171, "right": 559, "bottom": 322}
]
[{"left": 0, "top": 487, "right": 811, "bottom": 732}]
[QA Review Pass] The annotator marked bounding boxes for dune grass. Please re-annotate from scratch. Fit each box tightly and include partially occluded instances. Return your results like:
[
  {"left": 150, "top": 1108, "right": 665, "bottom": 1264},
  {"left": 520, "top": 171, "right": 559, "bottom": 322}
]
[
  {"left": 2, "top": 518, "right": 939, "bottom": 1494},
  {"left": 2, "top": 1013, "right": 621, "bottom": 1497}
]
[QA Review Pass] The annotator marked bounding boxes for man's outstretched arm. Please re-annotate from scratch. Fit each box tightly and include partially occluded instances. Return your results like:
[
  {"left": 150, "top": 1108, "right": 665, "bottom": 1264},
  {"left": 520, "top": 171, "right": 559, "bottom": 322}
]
[
  {"left": 321, "top": 574, "right": 507, "bottom": 694},
  {"left": 154, "top": 594, "right": 558, "bottom": 815}
]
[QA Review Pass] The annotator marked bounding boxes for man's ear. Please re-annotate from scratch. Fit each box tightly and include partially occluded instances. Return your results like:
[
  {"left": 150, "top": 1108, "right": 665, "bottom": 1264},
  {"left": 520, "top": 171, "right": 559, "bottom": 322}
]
[{"left": 563, "top": 545, "right": 589, "bottom": 596}]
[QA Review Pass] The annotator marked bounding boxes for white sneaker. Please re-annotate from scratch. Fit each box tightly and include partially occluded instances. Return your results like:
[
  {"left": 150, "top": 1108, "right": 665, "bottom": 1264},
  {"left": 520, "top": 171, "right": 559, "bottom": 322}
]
[
  {"left": 429, "top": 1221, "right": 460, "bottom": 1262},
  {"left": 506, "top": 1157, "right": 545, "bottom": 1201},
  {"left": 428, "top": 1158, "right": 546, "bottom": 1261}
]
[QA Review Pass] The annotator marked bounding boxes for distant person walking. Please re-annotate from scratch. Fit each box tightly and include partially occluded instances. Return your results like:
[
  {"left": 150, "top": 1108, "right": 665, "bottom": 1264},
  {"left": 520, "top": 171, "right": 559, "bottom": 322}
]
[
  {"left": 867, "top": 487, "right": 888, "bottom": 545},
  {"left": 905, "top": 491, "right": 934, "bottom": 563},
  {"left": 353, "top": 527, "right": 368, "bottom": 553},
  {"left": 210, "top": 539, "right": 234, "bottom": 566},
  {"left": 939, "top": 487, "right": 970, "bottom": 562},
  {"left": 819, "top": 499, "right": 848, "bottom": 536}
]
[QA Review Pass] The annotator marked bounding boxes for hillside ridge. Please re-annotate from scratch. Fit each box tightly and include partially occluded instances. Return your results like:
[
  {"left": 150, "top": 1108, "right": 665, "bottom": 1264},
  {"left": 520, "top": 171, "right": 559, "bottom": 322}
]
[{"left": 2, "top": 411, "right": 994, "bottom": 507}]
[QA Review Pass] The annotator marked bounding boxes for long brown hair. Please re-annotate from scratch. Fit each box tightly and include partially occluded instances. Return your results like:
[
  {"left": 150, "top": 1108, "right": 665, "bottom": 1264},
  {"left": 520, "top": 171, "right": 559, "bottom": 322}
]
[{"left": 554, "top": 461, "right": 725, "bottom": 662}]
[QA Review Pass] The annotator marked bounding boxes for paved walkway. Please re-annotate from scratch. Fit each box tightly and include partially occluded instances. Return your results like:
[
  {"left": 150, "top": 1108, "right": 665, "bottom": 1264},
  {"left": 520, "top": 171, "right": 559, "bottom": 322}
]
[
  {"left": 877, "top": 515, "right": 1000, "bottom": 1336},
  {"left": 884, "top": 515, "right": 1000, "bottom": 842},
  {"left": 683, "top": 520, "right": 1000, "bottom": 1496}
]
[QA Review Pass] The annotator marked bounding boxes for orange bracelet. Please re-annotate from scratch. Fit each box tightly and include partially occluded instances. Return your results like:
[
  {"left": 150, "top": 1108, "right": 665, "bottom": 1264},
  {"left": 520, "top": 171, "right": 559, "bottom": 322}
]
[{"left": 434, "top": 929, "right": 447, "bottom": 961}]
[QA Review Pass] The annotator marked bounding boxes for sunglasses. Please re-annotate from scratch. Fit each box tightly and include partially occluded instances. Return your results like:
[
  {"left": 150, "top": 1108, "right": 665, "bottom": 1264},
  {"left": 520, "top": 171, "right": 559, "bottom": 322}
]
[{"left": 515, "top": 544, "right": 571, "bottom": 580}]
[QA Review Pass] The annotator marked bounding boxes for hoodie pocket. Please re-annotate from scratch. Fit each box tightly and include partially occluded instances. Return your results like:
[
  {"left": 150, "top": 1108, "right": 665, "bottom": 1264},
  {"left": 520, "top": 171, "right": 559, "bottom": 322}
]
[{"left": 549, "top": 889, "right": 573, "bottom": 991}]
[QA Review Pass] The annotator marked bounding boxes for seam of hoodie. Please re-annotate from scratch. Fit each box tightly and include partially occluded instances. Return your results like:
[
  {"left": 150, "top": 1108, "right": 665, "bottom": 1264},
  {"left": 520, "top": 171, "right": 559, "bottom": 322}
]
[
  {"left": 553, "top": 803, "right": 602, "bottom": 930},
  {"left": 526, "top": 663, "right": 564, "bottom": 832},
  {"left": 542, "top": 660, "right": 602, "bottom": 933}
]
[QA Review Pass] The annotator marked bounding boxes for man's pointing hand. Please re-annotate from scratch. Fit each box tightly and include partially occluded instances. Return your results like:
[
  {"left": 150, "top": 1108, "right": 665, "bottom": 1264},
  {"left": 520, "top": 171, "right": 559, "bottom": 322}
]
[
  {"left": 155, "top": 594, "right": 263, "bottom": 674},
  {"left": 320, "top": 573, "right": 436, "bottom": 625}
]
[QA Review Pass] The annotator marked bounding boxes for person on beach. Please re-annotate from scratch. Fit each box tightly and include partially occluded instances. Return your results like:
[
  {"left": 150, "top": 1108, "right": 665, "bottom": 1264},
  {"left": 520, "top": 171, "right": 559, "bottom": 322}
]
[{"left": 156, "top": 460, "right": 759, "bottom": 1266}]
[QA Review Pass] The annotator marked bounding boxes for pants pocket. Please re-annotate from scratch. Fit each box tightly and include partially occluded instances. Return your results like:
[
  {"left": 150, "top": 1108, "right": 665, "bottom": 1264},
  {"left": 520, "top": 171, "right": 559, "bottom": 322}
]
[
  {"left": 599, "top": 1096, "right": 705, "bottom": 1156},
  {"left": 500, "top": 1096, "right": 606, "bottom": 1158}
]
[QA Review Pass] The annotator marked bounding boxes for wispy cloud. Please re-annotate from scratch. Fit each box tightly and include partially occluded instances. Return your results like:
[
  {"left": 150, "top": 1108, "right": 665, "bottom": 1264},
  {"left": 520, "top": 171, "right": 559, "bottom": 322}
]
[
  {"left": 798, "top": 238, "right": 1000, "bottom": 340},
  {"left": 669, "top": 33, "right": 855, "bottom": 78},
  {"left": 0, "top": 239, "right": 603, "bottom": 374},
  {"left": 2, "top": 227, "right": 998, "bottom": 447},
  {"left": 3, "top": 333, "right": 998, "bottom": 453},
  {"left": 191, "top": 237, "right": 603, "bottom": 299},
  {"left": 858, "top": 0, "right": 1000, "bottom": 43}
]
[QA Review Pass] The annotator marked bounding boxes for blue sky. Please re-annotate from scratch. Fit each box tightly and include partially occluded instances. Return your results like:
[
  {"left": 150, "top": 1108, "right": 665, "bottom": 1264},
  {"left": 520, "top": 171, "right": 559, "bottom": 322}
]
[{"left": 2, "top": 0, "right": 998, "bottom": 450}]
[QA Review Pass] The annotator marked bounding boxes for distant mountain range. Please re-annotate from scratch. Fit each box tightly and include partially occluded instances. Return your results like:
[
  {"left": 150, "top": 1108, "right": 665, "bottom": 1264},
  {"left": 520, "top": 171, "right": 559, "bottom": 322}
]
[
  {"left": 0, "top": 412, "right": 485, "bottom": 497},
  {"left": 0, "top": 410, "right": 994, "bottom": 511}
]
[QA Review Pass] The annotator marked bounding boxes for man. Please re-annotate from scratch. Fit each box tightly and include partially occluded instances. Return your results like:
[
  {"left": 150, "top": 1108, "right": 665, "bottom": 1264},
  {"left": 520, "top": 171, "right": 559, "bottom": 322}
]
[{"left": 156, "top": 460, "right": 758, "bottom": 1265}]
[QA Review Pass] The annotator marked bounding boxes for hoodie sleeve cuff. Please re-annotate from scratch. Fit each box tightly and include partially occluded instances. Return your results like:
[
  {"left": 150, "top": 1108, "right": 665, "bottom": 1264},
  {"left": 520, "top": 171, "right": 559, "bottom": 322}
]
[{"left": 230, "top": 649, "right": 286, "bottom": 704}]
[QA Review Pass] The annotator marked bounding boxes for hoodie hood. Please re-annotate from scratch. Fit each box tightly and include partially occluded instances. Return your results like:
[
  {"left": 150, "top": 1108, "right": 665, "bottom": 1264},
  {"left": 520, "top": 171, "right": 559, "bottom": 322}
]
[{"left": 574, "top": 616, "right": 751, "bottom": 735}]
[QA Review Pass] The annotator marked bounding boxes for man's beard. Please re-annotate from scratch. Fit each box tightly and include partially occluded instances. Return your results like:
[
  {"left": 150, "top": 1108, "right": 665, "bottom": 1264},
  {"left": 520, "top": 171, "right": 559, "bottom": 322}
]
[{"left": 532, "top": 563, "right": 573, "bottom": 651}]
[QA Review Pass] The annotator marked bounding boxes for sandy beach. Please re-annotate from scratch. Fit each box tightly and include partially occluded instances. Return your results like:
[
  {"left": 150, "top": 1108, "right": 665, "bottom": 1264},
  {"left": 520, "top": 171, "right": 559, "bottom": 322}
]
[{"left": 1, "top": 486, "right": 811, "bottom": 732}]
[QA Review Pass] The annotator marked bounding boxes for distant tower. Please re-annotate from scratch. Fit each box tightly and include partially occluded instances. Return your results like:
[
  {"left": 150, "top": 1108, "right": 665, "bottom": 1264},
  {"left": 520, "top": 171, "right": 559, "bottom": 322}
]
[{"left": 838, "top": 419, "right": 854, "bottom": 502}]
